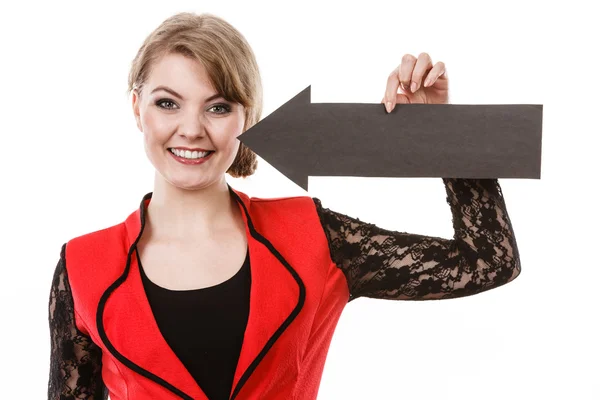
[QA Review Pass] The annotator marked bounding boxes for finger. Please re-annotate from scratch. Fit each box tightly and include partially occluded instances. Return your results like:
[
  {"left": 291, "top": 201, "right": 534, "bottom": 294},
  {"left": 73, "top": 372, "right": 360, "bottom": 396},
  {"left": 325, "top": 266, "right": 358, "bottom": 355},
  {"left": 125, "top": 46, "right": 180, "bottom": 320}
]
[
  {"left": 399, "top": 54, "right": 418, "bottom": 93},
  {"left": 384, "top": 93, "right": 410, "bottom": 106},
  {"left": 381, "top": 93, "right": 410, "bottom": 105},
  {"left": 410, "top": 53, "right": 433, "bottom": 93},
  {"left": 384, "top": 66, "right": 402, "bottom": 112},
  {"left": 395, "top": 93, "right": 411, "bottom": 104},
  {"left": 424, "top": 61, "right": 447, "bottom": 87}
]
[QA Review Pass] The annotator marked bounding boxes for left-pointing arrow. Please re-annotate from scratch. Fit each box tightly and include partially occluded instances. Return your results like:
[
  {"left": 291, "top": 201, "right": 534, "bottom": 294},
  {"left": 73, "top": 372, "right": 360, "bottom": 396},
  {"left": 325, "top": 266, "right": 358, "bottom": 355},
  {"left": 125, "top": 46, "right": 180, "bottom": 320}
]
[{"left": 238, "top": 85, "right": 543, "bottom": 190}]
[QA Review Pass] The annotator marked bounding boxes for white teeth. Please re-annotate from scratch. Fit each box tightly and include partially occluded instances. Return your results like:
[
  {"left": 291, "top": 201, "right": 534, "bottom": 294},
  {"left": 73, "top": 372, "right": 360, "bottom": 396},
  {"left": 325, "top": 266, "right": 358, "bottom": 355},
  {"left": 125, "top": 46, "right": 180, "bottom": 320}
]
[{"left": 170, "top": 148, "right": 211, "bottom": 159}]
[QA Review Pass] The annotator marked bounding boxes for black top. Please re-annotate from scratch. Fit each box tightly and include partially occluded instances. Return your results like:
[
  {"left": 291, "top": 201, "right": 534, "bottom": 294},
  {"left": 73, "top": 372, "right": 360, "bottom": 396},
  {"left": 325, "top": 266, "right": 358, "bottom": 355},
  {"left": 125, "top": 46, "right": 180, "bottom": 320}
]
[
  {"left": 136, "top": 248, "right": 251, "bottom": 400},
  {"left": 48, "top": 178, "right": 521, "bottom": 400}
]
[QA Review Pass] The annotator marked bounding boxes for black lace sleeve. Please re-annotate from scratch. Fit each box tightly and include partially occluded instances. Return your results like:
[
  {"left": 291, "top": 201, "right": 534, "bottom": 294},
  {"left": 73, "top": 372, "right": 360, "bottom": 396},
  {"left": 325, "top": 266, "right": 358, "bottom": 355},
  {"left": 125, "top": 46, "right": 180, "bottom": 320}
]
[
  {"left": 313, "top": 178, "right": 521, "bottom": 302},
  {"left": 48, "top": 243, "right": 108, "bottom": 400}
]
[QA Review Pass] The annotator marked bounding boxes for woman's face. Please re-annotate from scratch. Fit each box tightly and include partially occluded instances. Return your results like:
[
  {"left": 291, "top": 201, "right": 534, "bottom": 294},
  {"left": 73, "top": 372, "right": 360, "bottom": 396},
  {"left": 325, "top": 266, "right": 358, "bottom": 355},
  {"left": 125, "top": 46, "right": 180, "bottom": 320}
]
[{"left": 132, "top": 52, "right": 245, "bottom": 191}]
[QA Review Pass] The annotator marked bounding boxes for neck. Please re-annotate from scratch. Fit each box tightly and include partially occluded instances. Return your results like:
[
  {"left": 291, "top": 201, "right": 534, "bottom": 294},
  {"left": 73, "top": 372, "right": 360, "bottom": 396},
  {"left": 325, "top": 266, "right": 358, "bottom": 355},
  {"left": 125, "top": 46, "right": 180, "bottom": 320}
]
[{"left": 146, "top": 173, "right": 238, "bottom": 241}]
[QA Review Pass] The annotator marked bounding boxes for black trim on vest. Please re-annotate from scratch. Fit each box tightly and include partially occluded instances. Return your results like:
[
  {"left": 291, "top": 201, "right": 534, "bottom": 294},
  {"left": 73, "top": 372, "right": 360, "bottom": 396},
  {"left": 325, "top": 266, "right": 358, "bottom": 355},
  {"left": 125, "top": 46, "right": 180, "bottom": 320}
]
[
  {"left": 228, "top": 186, "right": 306, "bottom": 400},
  {"left": 95, "top": 186, "right": 306, "bottom": 400},
  {"left": 96, "top": 192, "right": 195, "bottom": 400}
]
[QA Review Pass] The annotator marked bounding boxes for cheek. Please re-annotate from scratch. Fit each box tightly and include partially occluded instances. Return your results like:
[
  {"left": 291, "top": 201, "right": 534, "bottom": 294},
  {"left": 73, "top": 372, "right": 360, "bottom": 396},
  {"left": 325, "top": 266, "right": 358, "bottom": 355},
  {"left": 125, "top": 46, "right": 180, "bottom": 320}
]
[
  {"left": 228, "top": 109, "right": 246, "bottom": 141},
  {"left": 214, "top": 112, "right": 245, "bottom": 147},
  {"left": 142, "top": 109, "right": 172, "bottom": 142}
]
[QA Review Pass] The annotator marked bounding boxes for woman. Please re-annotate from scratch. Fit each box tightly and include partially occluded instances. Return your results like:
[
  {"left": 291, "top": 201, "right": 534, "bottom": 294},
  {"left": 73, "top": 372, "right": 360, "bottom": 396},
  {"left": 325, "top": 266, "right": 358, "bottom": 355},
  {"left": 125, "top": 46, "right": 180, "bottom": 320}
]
[{"left": 47, "top": 11, "right": 521, "bottom": 400}]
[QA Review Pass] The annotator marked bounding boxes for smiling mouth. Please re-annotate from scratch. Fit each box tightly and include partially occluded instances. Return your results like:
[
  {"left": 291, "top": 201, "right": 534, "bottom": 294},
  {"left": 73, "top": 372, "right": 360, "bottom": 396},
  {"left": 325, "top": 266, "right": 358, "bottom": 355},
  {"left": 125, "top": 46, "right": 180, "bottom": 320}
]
[{"left": 168, "top": 148, "right": 215, "bottom": 159}]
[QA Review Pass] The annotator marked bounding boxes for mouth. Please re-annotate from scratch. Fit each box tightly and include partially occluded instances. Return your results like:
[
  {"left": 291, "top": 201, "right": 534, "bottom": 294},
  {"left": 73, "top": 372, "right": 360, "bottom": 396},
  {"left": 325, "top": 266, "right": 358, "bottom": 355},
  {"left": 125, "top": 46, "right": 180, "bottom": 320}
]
[{"left": 168, "top": 148, "right": 215, "bottom": 159}]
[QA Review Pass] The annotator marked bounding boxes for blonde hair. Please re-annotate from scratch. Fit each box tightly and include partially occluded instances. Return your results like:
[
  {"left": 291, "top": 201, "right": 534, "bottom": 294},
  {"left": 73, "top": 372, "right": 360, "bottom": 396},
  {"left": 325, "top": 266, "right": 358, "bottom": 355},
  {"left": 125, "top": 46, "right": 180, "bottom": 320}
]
[{"left": 126, "top": 12, "right": 262, "bottom": 177}]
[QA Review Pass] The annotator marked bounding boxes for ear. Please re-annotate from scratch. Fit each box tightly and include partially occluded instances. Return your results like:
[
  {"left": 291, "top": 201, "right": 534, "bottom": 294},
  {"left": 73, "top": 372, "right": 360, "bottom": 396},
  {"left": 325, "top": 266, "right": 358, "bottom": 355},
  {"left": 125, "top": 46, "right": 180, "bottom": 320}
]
[{"left": 132, "top": 89, "right": 143, "bottom": 132}]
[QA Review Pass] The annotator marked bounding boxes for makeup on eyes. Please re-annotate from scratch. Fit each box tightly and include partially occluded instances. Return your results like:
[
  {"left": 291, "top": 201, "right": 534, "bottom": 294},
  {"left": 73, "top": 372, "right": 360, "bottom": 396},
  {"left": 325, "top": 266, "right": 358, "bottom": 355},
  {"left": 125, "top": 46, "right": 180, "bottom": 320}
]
[{"left": 154, "top": 98, "right": 232, "bottom": 114}]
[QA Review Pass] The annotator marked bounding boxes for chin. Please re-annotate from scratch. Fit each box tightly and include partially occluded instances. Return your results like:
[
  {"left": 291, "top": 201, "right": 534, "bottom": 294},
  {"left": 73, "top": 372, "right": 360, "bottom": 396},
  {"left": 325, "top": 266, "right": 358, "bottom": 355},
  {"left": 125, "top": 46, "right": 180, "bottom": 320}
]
[{"left": 165, "top": 174, "right": 221, "bottom": 192}]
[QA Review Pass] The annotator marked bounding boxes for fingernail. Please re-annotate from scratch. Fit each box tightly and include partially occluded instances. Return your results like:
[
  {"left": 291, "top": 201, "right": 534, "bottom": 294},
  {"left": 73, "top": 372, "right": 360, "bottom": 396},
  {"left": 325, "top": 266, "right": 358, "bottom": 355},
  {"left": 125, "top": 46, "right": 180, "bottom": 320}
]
[
  {"left": 424, "top": 78, "right": 431, "bottom": 87},
  {"left": 385, "top": 101, "right": 392, "bottom": 113},
  {"left": 411, "top": 82, "right": 418, "bottom": 93}
]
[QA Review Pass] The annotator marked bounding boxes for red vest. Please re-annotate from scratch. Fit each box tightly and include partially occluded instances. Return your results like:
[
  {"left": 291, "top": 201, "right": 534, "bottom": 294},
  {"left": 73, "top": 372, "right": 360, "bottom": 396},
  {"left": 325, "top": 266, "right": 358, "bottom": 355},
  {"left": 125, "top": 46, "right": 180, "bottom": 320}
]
[{"left": 65, "top": 185, "right": 350, "bottom": 400}]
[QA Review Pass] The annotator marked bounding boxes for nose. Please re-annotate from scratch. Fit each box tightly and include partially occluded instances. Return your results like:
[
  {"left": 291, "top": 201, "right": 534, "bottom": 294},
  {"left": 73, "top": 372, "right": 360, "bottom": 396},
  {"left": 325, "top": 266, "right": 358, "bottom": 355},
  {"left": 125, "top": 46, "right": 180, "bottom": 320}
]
[{"left": 179, "top": 111, "right": 207, "bottom": 140}]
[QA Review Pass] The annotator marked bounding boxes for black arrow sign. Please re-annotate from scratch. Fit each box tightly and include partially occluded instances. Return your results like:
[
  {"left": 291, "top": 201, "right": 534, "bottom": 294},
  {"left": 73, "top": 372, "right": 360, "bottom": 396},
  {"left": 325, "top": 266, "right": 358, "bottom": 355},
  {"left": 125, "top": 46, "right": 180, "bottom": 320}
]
[{"left": 238, "top": 86, "right": 543, "bottom": 191}]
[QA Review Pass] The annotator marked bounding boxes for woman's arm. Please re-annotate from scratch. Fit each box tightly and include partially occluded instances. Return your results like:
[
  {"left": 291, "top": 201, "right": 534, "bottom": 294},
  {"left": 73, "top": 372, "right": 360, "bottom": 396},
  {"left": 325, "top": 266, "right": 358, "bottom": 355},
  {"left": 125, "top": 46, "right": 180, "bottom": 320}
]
[
  {"left": 48, "top": 244, "right": 108, "bottom": 400},
  {"left": 313, "top": 178, "right": 521, "bottom": 302}
]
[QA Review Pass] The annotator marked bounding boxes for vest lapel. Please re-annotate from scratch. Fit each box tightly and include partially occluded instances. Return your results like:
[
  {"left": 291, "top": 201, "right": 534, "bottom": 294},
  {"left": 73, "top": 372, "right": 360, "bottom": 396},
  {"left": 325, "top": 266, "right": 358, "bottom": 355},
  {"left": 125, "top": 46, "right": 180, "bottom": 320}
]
[
  {"left": 227, "top": 186, "right": 306, "bottom": 399},
  {"left": 97, "top": 192, "right": 206, "bottom": 400},
  {"left": 96, "top": 185, "right": 306, "bottom": 400}
]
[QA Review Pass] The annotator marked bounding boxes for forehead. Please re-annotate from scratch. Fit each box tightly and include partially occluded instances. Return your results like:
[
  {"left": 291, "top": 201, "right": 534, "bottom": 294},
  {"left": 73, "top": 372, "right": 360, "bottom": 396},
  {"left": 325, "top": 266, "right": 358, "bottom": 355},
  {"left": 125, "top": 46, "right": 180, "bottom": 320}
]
[{"left": 146, "top": 53, "right": 216, "bottom": 94}]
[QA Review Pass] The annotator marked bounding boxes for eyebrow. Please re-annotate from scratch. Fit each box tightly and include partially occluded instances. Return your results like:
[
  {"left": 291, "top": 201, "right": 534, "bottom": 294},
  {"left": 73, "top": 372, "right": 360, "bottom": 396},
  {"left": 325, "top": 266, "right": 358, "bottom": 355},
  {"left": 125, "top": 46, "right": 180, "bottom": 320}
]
[{"left": 149, "top": 85, "right": 224, "bottom": 102}]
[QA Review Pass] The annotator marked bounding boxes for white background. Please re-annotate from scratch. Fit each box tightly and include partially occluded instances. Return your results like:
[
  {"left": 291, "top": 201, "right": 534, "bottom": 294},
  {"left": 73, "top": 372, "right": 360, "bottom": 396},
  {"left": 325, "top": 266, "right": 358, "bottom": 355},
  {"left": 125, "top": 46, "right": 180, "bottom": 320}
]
[{"left": 1, "top": 0, "right": 598, "bottom": 398}]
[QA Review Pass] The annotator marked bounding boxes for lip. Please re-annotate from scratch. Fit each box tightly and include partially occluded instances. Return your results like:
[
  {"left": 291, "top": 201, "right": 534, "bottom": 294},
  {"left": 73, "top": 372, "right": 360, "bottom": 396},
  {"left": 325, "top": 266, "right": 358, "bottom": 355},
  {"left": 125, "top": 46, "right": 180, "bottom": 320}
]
[
  {"left": 169, "top": 148, "right": 214, "bottom": 165},
  {"left": 168, "top": 147, "right": 214, "bottom": 152}
]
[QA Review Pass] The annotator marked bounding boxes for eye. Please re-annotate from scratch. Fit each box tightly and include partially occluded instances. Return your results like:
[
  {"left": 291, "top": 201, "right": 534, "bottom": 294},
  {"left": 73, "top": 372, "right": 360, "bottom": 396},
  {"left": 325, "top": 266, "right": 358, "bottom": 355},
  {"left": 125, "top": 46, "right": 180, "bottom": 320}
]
[
  {"left": 208, "top": 103, "right": 232, "bottom": 115},
  {"left": 156, "top": 99, "right": 178, "bottom": 110}
]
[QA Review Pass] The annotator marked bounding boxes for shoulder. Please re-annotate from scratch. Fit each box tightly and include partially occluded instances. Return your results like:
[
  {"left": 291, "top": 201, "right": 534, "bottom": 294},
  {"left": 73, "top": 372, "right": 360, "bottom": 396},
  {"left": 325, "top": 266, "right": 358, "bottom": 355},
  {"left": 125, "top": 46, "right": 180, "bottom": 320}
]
[
  {"left": 247, "top": 194, "right": 322, "bottom": 215},
  {"left": 249, "top": 195, "right": 332, "bottom": 219},
  {"left": 60, "top": 216, "right": 131, "bottom": 306},
  {"left": 67, "top": 220, "right": 127, "bottom": 248},
  {"left": 62, "top": 220, "right": 128, "bottom": 282},
  {"left": 241, "top": 194, "right": 325, "bottom": 232},
  {"left": 247, "top": 194, "right": 322, "bottom": 207}
]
